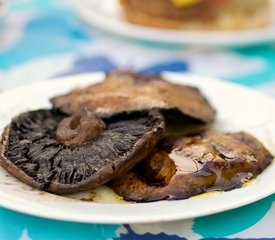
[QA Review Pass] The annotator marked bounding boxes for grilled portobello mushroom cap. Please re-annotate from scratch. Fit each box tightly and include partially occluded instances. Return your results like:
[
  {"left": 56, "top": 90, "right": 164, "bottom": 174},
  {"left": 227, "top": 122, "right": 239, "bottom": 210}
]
[
  {"left": 51, "top": 70, "right": 216, "bottom": 124},
  {"left": 112, "top": 130, "right": 273, "bottom": 202},
  {"left": 0, "top": 108, "right": 165, "bottom": 194}
]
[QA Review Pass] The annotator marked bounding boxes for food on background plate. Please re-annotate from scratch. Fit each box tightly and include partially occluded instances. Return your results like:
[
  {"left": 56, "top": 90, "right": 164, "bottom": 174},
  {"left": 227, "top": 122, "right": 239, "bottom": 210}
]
[
  {"left": 120, "top": 0, "right": 271, "bottom": 30},
  {"left": 112, "top": 130, "right": 273, "bottom": 202},
  {"left": 0, "top": 109, "right": 164, "bottom": 194},
  {"left": 0, "top": 70, "right": 273, "bottom": 201}
]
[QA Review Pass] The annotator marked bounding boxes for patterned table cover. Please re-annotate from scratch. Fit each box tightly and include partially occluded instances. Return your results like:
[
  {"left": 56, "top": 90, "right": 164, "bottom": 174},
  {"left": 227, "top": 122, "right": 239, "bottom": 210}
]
[{"left": 0, "top": 1, "right": 275, "bottom": 239}]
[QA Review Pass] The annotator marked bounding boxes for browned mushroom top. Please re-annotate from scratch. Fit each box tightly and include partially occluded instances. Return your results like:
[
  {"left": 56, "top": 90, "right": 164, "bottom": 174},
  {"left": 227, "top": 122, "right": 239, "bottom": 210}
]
[
  {"left": 0, "top": 109, "right": 165, "bottom": 194},
  {"left": 51, "top": 70, "right": 216, "bottom": 124},
  {"left": 112, "top": 130, "right": 273, "bottom": 202}
]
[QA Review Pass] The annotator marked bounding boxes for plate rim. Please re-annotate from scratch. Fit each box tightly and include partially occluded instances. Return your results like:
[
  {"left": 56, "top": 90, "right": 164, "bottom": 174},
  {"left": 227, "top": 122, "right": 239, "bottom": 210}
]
[
  {"left": 0, "top": 72, "right": 275, "bottom": 224},
  {"left": 71, "top": 0, "right": 275, "bottom": 47}
]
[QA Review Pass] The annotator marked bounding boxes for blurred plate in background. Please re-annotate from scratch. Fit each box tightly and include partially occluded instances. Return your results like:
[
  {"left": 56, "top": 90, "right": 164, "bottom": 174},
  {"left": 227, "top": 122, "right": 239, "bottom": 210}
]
[{"left": 71, "top": 0, "right": 275, "bottom": 47}]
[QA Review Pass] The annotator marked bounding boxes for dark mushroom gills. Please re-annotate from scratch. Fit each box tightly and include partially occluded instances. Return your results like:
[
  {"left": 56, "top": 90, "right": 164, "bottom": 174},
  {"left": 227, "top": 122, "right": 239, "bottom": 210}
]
[{"left": 0, "top": 109, "right": 165, "bottom": 194}]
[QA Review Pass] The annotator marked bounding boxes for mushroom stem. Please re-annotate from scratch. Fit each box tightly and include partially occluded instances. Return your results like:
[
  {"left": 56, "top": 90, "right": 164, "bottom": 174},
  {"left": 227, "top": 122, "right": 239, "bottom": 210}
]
[{"left": 56, "top": 109, "right": 106, "bottom": 146}]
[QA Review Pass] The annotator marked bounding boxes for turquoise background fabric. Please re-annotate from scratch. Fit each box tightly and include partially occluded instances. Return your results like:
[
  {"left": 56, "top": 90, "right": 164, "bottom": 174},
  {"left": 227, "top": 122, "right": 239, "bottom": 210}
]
[{"left": 0, "top": 0, "right": 275, "bottom": 239}]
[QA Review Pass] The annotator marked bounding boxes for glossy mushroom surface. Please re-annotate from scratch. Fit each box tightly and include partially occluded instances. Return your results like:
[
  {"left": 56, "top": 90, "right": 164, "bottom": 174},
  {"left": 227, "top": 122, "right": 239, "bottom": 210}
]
[{"left": 112, "top": 130, "right": 273, "bottom": 202}]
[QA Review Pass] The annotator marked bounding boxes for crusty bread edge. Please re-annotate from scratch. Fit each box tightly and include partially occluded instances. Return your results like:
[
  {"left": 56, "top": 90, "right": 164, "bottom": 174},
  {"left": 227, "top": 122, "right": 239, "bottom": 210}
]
[{"left": 122, "top": 1, "right": 271, "bottom": 30}]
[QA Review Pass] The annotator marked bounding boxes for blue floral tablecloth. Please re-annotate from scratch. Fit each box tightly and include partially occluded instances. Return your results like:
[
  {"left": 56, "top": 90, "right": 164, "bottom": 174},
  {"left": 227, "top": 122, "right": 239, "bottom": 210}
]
[{"left": 0, "top": 0, "right": 275, "bottom": 239}]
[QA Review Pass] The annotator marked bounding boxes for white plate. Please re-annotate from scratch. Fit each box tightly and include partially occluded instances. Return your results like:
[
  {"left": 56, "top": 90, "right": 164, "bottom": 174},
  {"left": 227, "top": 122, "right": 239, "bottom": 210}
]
[
  {"left": 71, "top": 0, "right": 275, "bottom": 47},
  {"left": 0, "top": 72, "right": 275, "bottom": 224}
]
